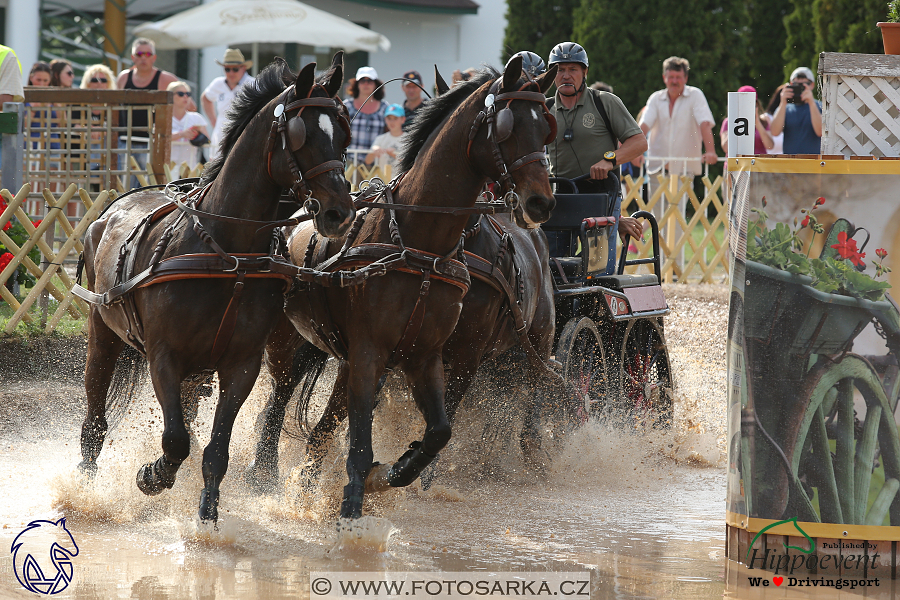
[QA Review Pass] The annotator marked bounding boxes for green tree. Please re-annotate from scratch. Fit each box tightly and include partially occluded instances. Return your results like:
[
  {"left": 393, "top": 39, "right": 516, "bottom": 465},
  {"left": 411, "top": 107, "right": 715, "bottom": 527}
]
[
  {"left": 746, "top": 0, "right": 790, "bottom": 104},
  {"left": 572, "top": 0, "right": 751, "bottom": 125},
  {"left": 784, "top": 0, "right": 886, "bottom": 81},
  {"left": 501, "top": 0, "right": 579, "bottom": 65}
]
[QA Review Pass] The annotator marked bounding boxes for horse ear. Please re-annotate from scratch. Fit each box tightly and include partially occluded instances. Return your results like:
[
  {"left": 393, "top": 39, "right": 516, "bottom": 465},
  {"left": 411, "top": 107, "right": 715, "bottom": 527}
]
[
  {"left": 322, "top": 51, "right": 344, "bottom": 98},
  {"left": 502, "top": 55, "right": 522, "bottom": 92},
  {"left": 537, "top": 64, "right": 557, "bottom": 94},
  {"left": 295, "top": 61, "right": 317, "bottom": 98},
  {"left": 434, "top": 65, "right": 450, "bottom": 96}
]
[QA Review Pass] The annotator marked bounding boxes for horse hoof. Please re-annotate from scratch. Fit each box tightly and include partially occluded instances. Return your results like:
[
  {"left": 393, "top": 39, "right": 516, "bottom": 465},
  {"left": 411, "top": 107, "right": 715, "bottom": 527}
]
[
  {"left": 199, "top": 488, "right": 219, "bottom": 523},
  {"left": 364, "top": 463, "right": 391, "bottom": 494},
  {"left": 77, "top": 459, "right": 98, "bottom": 477},
  {"left": 135, "top": 458, "right": 176, "bottom": 496},
  {"left": 244, "top": 462, "right": 277, "bottom": 495}
]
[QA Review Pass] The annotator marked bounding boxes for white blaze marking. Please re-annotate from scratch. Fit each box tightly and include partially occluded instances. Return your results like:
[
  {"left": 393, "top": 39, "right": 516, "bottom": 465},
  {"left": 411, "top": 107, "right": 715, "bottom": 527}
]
[
  {"left": 531, "top": 107, "right": 540, "bottom": 121},
  {"left": 318, "top": 113, "right": 334, "bottom": 143}
]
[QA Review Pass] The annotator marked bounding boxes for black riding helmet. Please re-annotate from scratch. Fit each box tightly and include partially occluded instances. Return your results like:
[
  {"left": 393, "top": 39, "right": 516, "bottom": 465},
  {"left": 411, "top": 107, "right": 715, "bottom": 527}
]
[
  {"left": 508, "top": 51, "right": 546, "bottom": 78},
  {"left": 548, "top": 42, "right": 589, "bottom": 69}
]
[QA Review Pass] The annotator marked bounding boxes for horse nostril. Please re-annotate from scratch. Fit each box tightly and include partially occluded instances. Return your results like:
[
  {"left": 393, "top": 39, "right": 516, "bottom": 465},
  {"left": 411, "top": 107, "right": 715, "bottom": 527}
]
[{"left": 526, "top": 195, "right": 553, "bottom": 216}]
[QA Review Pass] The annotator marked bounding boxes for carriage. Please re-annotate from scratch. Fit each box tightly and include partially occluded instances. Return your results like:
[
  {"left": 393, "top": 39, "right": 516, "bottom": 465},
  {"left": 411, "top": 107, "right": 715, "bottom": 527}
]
[{"left": 543, "top": 174, "right": 674, "bottom": 427}]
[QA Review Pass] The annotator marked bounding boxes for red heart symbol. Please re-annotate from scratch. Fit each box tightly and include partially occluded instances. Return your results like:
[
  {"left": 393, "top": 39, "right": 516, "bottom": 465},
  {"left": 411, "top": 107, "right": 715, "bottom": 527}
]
[{"left": 773, "top": 577, "right": 783, "bottom": 586}]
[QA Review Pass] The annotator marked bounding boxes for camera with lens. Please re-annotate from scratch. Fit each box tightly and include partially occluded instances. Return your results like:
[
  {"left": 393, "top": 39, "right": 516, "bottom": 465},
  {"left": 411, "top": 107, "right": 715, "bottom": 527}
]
[
  {"left": 787, "top": 82, "right": 807, "bottom": 104},
  {"left": 563, "top": 127, "right": 574, "bottom": 142}
]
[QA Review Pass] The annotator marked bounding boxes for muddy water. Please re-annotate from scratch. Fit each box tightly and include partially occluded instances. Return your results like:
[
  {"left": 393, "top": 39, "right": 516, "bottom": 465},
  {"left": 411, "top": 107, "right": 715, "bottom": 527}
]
[{"left": 2, "top": 284, "right": 887, "bottom": 599}]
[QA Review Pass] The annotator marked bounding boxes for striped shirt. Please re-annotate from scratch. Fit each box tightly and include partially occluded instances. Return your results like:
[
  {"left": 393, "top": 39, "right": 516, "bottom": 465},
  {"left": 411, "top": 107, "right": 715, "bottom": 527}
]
[{"left": 343, "top": 98, "right": 387, "bottom": 161}]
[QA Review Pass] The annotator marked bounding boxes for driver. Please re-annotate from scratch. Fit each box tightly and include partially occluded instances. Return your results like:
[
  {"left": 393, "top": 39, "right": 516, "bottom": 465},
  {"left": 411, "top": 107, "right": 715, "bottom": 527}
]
[{"left": 545, "top": 42, "right": 647, "bottom": 242}]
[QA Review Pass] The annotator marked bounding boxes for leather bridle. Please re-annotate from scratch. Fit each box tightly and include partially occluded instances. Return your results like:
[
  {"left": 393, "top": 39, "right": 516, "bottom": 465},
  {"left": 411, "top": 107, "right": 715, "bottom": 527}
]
[
  {"left": 466, "top": 78, "right": 557, "bottom": 207},
  {"left": 264, "top": 83, "right": 352, "bottom": 214}
]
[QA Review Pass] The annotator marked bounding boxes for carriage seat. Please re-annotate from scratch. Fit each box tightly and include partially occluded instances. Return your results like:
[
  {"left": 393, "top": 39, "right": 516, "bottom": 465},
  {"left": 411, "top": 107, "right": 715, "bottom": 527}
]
[{"left": 594, "top": 273, "right": 660, "bottom": 290}]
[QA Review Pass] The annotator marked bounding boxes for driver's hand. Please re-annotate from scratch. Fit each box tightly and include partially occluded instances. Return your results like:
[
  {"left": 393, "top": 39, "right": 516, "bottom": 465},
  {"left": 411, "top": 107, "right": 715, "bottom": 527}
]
[
  {"left": 618, "top": 216, "right": 646, "bottom": 241},
  {"left": 590, "top": 159, "right": 615, "bottom": 180}
]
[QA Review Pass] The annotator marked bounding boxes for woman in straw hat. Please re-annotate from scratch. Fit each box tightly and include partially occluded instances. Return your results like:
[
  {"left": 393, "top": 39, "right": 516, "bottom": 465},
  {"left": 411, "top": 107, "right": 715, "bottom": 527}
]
[{"left": 201, "top": 48, "right": 254, "bottom": 161}]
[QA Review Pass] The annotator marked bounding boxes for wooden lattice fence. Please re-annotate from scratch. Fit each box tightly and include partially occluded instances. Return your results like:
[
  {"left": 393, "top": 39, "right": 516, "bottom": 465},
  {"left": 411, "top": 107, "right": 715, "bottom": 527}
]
[
  {"left": 820, "top": 52, "right": 900, "bottom": 158},
  {"left": 621, "top": 172, "right": 728, "bottom": 283}
]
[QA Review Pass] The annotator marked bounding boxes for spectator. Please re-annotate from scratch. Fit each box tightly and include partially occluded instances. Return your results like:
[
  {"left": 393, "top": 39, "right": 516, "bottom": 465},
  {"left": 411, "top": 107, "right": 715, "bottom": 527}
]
[
  {"left": 365, "top": 103, "right": 406, "bottom": 174},
  {"left": 116, "top": 38, "right": 179, "bottom": 184},
  {"left": 764, "top": 84, "right": 786, "bottom": 154},
  {"left": 343, "top": 66, "right": 387, "bottom": 163},
  {"left": 0, "top": 45, "right": 22, "bottom": 105},
  {"left": 27, "top": 62, "right": 51, "bottom": 88},
  {"left": 78, "top": 64, "right": 117, "bottom": 174},
  {"left": 719, "top": 85, "right": 774, "bottom": 156},
  {"left": 400, "top": 70, "right": 424, "bottom": 131},
  {"left": 589, "top": 81, "right": 613, "bottom": 93},
  {"left": 202, "top": 48, "right": 254, "bottom": 161},
  {"left": 168, "top": 81, "right": 208, "bottom": 169},
  {"left": 638, "top": 56, "right": 717, "bottom": 177},
  {"left": 0, "top": 45, "right": 23, "bottom": 172},
  {"left": 49, "top": 59, "right": 75, "bottom": 88},
  {"left": 452, "top": 68, "right": 477, "bottom": 85},
  {"left": 769, "top": 67, "right": 821, "bottom": 155}
]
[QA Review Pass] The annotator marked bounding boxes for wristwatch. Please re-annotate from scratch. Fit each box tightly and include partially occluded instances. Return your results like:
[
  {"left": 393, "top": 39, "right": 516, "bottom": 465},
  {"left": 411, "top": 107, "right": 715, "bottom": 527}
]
[{"left": 603, "top": 150, "right": 617, "bottom": 167}]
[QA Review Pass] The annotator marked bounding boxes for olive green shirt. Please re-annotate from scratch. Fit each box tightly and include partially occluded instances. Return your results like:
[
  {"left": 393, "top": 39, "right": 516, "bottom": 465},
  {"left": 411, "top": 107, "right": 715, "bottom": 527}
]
[{"left": 548, "top": 89, "right": 643, "bottom": 179}]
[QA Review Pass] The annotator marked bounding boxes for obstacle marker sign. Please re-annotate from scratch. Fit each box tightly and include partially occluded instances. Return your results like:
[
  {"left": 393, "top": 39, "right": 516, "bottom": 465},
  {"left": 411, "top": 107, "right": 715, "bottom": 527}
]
[
  {"left": 727, "top": 91, "right": 755, "bottom": 158},
  {"left": 11, "top": 518, "right": 79, "bottom": 595}
]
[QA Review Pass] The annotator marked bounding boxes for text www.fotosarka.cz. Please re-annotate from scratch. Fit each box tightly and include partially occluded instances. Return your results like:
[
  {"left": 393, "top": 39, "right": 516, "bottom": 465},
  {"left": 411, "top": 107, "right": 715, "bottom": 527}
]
[{"left": 310, "top": 572, "right": 591, "bottom": 599}]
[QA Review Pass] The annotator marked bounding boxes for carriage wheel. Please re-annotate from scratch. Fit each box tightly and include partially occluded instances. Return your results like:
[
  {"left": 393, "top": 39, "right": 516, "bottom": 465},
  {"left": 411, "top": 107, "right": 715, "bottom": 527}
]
[
  {"left": 619, "top": 318, "right": 673, "bottom": 428},
  {"left": 556, "top": 317, "right": 609, "bottom": 423},
  {"left": 789, "top": 354, "right": 900, "bottom": 525}
]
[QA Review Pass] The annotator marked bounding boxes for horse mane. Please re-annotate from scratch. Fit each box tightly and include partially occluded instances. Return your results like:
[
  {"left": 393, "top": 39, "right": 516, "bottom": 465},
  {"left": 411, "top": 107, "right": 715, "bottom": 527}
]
[
  {"left": 397, "top": 66, "right": 499, "bottom": 175},
  {"left": 200, "top": 58, "right": 334, "bottom": 185}
]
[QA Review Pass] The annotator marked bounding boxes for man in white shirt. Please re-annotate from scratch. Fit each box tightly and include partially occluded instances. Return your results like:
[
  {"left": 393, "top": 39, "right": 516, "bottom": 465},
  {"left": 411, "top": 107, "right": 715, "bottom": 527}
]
[
  {"left": 638, "top": 56, "right": 717, "bottom": 177},
  {"left": 201, "top": 48, "right": 254, "bottom": 161}
]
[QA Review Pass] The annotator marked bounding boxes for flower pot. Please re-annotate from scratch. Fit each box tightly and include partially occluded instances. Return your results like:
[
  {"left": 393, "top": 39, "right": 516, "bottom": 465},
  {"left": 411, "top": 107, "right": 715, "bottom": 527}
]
[{"left": 878, "top": 22, "right": 900, "bottom": 55}]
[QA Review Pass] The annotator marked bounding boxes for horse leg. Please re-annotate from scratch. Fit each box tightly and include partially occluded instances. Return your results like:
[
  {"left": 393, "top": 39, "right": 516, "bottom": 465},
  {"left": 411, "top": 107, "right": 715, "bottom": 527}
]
[
  {"left": 79, "top": 308, "right": 125, "bottom": 476},
  {"left": 340, "top": 353, "right": 383, "bottom": 520},
  {"left": 302, "top": 359, "right": 350, "bottom": 486},
  {"left": 418, "top": 359, "right": 477, "bottom": 490},
  {"left": 245, "top": 316, "right": 306, "bottom": 492},
  {"left": 198, "top": 360, "right": 261, "bottom": 522},
  {"left": 369, "top": 355, "right": 451, "bottom": 493},
  {"left": 136, "top": 359, "right": 191, "bottom": 497}
]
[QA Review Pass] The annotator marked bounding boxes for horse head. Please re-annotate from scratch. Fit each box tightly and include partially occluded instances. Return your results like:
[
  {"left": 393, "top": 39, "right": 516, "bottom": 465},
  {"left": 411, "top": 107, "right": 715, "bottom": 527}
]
[
  {"left": 11, "top": 518, "right": 79, "bottom": 594},
  {"left": 467, "top": 56, "right": 558, "bottom": 229},
  {"left": 268, "top": 52, "right": 355, "bottom": 238}
]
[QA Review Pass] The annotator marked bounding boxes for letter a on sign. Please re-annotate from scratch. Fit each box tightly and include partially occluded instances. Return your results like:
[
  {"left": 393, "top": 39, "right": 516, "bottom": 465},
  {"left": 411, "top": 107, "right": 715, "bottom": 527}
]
[{"left": 727, "top": 92, "right": 755, "bottom": 158}]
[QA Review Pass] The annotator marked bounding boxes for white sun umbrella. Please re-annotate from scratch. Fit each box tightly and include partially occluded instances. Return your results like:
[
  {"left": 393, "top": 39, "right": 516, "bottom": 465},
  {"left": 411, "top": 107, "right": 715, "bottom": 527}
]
[{"left": 133, "top": 0, "right": 391, "bottom": 59}]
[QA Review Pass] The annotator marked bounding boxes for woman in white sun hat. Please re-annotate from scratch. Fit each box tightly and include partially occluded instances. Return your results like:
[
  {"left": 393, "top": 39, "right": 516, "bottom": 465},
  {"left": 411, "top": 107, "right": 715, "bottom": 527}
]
[{"left": 343, "top": 66, "right": 387, "bottom": 163}]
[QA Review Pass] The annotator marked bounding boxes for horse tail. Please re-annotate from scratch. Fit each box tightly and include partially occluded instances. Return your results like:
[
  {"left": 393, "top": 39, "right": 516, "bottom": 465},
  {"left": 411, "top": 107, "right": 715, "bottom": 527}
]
[
  {"left": 290, "top": 342, "right": 329, "bottom": 437},
  {"left": 105, "top": 345, "right": 149, "bottom": 429}
]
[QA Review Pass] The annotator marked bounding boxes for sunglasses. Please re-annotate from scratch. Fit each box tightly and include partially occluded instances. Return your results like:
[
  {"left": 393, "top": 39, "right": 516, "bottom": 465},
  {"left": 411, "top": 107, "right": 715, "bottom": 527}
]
[
  {"left": 63, "top": 70, "right": 74, "bottom": 76},
  {"left": 224, "top": 66, "right": 242, "bottom": 73},
  {"left": 89, "top": 77, "right": 108, "bottom": 84},
  {"left": 134, "top": 51, "right": 154, "bottom": 57},
  {"left": 174, "top": 91, "right": 190, "bottom": 97}
]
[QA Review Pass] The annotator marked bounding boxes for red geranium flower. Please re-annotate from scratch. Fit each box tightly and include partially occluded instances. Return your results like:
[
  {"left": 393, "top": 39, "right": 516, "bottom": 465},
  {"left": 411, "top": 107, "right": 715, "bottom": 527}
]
[
  {"left": 800, "top": 215, "right": 810, "bottom": 228},
  {"left": 831, "top": 231, "right": 866, "bottom": 267},
  {"left": 0, "top": 251, "right": 13, "bottom": 272},
  {"left": 815, "top": 197, "right": 826, "bottom": 207},
  {"left": 32, "top": 219, "right": 41, "bottom": 228},
  {"left": 1, "top": 220, "right": 9, "bottom": 231},
  {"left": 877, "top": 248, "right": 888, "bottom": 259}
]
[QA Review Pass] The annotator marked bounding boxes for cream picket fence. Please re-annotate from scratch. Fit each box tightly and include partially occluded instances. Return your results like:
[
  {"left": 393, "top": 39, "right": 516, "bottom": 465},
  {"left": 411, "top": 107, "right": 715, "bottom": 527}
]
[{"left": 620, "top": 172, "right": 728, "bottom": 283}]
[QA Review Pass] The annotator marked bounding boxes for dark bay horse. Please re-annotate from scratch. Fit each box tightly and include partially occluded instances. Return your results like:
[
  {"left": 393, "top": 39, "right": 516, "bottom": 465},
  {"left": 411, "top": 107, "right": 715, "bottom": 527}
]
[
  {"left": 74, "top": 55, "right": 355, "bottom": 522},
  {"left": 251, "top": 58, "right": 559, "bottom": 519},
  {"left": 247, "top": 212, "right": 561, "bottom": 493}
]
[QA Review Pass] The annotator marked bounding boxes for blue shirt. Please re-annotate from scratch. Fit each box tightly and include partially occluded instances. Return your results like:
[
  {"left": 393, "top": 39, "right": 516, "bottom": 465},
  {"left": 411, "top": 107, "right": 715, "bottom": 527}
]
[{"left": 783, "top": 101, "right": 822, "bottom": 154}]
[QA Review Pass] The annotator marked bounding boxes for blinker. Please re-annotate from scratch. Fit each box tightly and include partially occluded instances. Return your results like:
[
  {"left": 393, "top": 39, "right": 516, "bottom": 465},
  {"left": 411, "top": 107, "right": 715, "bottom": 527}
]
[
  {"left": 495, "top": 107, "right": 514, "bottom": 143},
  {"left": 287, "top": 115, "right": 307, "bottom": 152}
]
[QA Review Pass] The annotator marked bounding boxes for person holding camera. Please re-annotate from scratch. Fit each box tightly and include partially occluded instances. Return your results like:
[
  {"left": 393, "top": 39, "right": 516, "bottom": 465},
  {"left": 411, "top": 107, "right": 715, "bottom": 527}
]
[
  {"left": 545, "top": 42, "right": 648, "bottom": 246},
  {"left": 769, "top": 67, "right": 822, "bottom": 155}
]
